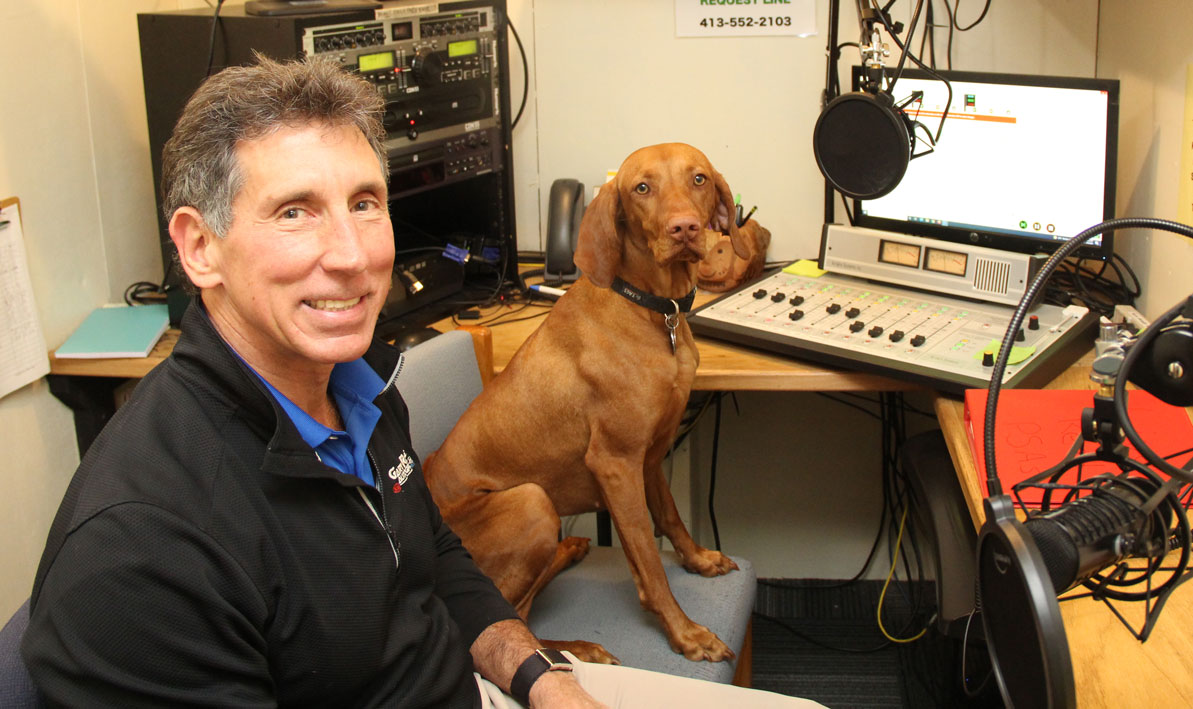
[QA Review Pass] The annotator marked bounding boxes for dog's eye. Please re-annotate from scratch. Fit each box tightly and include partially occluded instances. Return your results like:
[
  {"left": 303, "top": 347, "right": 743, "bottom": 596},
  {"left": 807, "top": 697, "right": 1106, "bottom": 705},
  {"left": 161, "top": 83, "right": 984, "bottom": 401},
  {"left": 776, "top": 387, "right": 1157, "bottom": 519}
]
[
  {"left": 635, "top": 183, "right": 650, "bottom": 195},
  {"left": 693, "top": 174, "right": 707, "bottom": 186}
]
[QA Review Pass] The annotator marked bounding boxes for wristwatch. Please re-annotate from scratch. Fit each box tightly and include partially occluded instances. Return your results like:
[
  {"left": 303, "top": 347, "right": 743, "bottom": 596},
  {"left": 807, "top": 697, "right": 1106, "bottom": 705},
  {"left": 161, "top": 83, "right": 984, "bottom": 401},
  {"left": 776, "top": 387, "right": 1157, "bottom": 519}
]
[{"left": 510, "top": 648, "right": 573, "bottom": 705}]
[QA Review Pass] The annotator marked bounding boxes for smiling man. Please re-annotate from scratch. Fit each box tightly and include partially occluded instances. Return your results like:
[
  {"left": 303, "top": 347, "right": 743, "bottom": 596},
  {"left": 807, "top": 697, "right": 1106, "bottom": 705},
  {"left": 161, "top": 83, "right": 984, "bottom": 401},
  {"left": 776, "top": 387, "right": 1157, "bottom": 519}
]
[{"left": 19, "top": 55, "right": 603, "bottom": 708}]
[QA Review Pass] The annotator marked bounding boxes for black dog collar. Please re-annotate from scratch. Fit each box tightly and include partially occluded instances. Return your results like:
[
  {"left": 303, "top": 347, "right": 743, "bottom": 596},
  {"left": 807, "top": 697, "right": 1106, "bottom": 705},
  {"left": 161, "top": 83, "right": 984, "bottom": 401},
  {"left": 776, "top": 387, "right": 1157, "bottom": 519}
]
[
  {"left": 610, "top": 277, "right": 696, "bottom": 315},
  {"left": 610, "top": 277, "right": 696, "bottom": 354}
]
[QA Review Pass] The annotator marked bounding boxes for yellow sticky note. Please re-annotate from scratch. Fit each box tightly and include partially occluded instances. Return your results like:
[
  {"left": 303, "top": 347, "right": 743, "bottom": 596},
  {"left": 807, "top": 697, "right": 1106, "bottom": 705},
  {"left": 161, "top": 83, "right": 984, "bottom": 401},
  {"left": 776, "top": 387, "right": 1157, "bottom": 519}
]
[
  {"left": 976, "top": 340, "right": 1035, "bottom": 365},
  {"left": 782, "top": 259, "right": 827, "bottom": 278}
]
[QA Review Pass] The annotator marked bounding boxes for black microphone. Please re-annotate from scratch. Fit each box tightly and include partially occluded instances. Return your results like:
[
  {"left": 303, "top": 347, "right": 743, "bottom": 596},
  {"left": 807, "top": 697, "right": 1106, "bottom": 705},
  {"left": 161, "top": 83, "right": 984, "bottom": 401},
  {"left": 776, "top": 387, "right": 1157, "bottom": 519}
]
[
  {"left": 977, "top": 464, "right": 1182, "bottom": 709},
  {"left": 1022, "top": 475, "right": 1170, "bottom": 595}
]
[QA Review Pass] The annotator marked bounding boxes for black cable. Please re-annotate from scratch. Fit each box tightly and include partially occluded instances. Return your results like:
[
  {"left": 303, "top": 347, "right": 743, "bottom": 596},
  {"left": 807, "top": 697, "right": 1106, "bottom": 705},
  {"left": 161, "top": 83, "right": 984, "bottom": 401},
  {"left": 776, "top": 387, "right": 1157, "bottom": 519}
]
[
  {"left": 506, "top": 17, "right": 530, "bottom": 130},
  {"left": 708, "top": 393, "right": 723, "bottom": 552},
  {"left": 951, "top": 0, "right": 992, "bottom": 32},
  {"left": 868, "top": 0, "right": 952, "bottom": 144},
  {"left": 941, "top": 0, "right": 957, "bottom": 69},
  {"left": 204, "top": 0, "right": 226, "bottom": 78},
  {"left": 123, "top": 281, "right": 166, "bottom": 306}
]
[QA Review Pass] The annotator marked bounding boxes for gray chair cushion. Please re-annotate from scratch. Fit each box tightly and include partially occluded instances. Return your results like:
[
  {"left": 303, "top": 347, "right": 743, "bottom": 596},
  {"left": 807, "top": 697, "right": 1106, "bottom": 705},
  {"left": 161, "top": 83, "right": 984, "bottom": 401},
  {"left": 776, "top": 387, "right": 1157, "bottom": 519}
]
[
  {"left": 528, "top": 546, "right": 755, "bottom": 684},
  {"left": 395, "top": 330, "right": 485, "bottom": 461}
]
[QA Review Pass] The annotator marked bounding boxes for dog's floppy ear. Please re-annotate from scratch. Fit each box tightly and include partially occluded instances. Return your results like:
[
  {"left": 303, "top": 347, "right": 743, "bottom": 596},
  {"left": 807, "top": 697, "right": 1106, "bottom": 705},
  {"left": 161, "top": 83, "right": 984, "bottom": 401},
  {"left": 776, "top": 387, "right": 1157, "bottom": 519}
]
[
  {"left": 574, "top": 182, "right": 622, "bottom": 288},
  {"left": 712, "top": 169, "right": 751, "bottom": 261}
]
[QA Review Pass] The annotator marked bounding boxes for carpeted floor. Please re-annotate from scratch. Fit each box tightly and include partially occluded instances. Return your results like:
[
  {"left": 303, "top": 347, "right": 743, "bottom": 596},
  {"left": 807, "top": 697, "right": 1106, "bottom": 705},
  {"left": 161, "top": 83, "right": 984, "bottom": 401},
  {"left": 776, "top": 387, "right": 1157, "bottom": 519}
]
[{"left": 751, "top": 579, "right": 1003, "bottom": 709}]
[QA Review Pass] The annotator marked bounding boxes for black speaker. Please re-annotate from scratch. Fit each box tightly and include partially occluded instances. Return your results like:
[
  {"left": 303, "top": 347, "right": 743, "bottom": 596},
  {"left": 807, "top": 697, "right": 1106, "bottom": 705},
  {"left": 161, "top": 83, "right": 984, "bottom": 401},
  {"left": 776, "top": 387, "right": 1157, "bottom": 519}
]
[{"left": 813, "top": 90, "right": 912, "bottom": 200}]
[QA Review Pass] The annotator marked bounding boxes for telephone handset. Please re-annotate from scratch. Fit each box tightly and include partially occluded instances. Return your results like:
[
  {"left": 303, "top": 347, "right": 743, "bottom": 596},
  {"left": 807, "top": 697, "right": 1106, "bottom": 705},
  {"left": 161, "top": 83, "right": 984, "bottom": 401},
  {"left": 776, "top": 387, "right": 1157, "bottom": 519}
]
[{"left": 544, "top": 178, "right": 586, "bottom": 283}]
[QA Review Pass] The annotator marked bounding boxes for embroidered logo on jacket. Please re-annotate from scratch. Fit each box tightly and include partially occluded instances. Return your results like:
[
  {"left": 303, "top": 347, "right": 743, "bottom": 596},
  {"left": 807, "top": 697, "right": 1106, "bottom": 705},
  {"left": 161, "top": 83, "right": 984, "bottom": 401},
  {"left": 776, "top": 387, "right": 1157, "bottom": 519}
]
[{"left": 388, "top": 451, "right": 414, "bottom": 493}]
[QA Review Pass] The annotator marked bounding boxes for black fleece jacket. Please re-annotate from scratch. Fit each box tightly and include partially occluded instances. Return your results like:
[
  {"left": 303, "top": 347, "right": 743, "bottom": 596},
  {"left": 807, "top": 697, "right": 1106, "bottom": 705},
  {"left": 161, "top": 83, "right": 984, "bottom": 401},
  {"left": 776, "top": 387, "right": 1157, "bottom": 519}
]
[{"left": 23, "top": 303, "right": 518, "bottom": 708}]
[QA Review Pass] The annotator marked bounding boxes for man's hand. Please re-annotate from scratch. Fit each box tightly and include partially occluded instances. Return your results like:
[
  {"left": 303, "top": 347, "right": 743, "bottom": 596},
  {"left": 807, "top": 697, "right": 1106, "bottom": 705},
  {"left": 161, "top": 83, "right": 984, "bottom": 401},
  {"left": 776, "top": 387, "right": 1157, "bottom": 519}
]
[
  {"left": 470, "top": 619, "right": 606, "bottom": 707},
  {"left": 528, "top": 670, "right": 608, "bottom": 709}
]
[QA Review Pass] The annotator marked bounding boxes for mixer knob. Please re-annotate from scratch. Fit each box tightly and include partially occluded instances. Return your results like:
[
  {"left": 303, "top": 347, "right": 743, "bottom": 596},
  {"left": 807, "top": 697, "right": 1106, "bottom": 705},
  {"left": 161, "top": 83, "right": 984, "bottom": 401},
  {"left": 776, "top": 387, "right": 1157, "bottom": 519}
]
[
  {"left": 826, "top": 303, "right": 841, "bottom": 314},
  {"left": 845, "top": 307, "right": 860, "bottom": 319},
  {"left": 868, "top": 326, "right": 884, "bottom": 338},
  {"left": 849, "top": 321, "right": 865, "bottom": 333},
  {"left": 788, "top": 295, "right": 804, "bottom": 306},
  {"left": 752, "top": 289, "right": 768, "bottom": 299},
  {"left": 1016, "top": 327, "right": 1026, "bottom": 342},
  {"left": 1029, "top": 315, "right": 1040, "bottom": 330},
  {"left": 771, "top": 292, "right": 785, "bottom": 303},
  {"left": 889, "top": 330, "right": 905, "bottom": 343},
  {"left": 982, "top": 350, "right": 995, "bottom": 367},
  {"left": 788, "top": 310, "right": 804, "bottom": 321},
  {"left": 910, "top": 334, "right": 927, "bottom": 347},
  {"left": 410, "top": 47, "right": 444, "bottom": 86}
]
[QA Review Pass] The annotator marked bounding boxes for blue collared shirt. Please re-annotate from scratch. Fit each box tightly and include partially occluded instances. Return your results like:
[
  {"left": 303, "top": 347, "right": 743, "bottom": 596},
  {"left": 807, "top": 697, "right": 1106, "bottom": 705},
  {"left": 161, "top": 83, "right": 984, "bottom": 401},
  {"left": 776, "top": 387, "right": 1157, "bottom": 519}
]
[{"left": 249, "top": 358, "right": 385, "bottom": 487}]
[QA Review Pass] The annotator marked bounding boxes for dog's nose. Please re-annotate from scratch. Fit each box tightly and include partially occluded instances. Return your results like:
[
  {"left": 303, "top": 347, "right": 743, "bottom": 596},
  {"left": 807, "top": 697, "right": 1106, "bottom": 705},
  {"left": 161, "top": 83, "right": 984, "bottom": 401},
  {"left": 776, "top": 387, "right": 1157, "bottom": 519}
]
[{"left": 666, "top": 216, "right": 702, "bottom": 242}]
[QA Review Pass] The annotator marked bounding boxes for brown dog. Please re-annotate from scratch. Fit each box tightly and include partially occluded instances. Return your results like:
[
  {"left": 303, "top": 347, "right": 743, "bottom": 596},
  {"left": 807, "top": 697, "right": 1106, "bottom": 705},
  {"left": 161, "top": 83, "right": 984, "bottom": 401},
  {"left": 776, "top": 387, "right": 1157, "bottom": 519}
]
[{"left": 423, "top": 143, "right": 750, "bottom": 664}]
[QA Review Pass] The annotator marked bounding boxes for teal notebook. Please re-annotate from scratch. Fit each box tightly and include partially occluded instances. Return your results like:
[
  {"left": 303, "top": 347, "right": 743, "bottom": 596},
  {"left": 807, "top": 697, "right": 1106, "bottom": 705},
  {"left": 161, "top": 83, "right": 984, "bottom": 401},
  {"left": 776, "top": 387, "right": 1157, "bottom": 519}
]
[{"left": 55, "top": 304, "right": 169, "bottom": 359}]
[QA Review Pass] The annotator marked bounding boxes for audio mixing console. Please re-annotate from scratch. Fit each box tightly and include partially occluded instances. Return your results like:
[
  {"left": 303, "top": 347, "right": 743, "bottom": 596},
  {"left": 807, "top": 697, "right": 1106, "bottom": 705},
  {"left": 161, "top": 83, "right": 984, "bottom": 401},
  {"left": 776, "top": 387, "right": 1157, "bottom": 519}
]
[{"left": 688, "top": 269, "right": 1098, "bottom": 394}]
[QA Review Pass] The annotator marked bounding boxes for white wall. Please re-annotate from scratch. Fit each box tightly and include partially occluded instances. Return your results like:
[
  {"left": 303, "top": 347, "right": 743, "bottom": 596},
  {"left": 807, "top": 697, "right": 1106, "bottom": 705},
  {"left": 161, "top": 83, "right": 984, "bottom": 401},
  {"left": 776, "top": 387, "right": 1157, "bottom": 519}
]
[
  {"left": 510, "top": 0, "right": 1099, "bottom": 264},
  {"left": 2, "top": 0, "right": 1189, "bottom": 617},
  {"left": 1098, "top": 0, "right": 1193, "bottom": 318},
  {"left": 0, "top": 0, "right": 206, "bottom": 619}
]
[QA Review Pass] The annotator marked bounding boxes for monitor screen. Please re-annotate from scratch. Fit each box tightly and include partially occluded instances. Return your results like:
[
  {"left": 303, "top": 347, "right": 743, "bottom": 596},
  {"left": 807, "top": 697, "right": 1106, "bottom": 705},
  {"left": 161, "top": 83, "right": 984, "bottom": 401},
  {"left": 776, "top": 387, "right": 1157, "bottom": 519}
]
[{"left": 850, "top": 67, "right": 1119, "bottom": 260}]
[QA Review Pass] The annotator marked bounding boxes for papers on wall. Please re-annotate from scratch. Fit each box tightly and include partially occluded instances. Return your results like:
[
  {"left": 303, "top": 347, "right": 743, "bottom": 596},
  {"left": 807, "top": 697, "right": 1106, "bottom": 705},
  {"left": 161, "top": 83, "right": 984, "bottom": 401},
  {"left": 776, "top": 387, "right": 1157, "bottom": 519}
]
[{"left": 0, "top": 197, "right": 51, "bottom": 398}]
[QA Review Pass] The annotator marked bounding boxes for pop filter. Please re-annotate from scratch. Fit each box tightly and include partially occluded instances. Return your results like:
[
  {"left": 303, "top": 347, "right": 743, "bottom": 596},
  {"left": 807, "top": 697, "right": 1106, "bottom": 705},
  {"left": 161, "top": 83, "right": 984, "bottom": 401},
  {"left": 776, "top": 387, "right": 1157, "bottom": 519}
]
[
  {"left": 812, "top": 89, "right": 912, "bottom": 200},
  {"left": 977, "top": 495, "right": 1076, "bottom": 709}
]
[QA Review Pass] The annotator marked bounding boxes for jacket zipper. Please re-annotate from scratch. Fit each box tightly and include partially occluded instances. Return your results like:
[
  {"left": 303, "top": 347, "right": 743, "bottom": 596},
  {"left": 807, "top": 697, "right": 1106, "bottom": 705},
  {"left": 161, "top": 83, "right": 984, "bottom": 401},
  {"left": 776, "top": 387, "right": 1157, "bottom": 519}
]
[{"left": 357, "top": 447, "right": 400, "bottom": 570}]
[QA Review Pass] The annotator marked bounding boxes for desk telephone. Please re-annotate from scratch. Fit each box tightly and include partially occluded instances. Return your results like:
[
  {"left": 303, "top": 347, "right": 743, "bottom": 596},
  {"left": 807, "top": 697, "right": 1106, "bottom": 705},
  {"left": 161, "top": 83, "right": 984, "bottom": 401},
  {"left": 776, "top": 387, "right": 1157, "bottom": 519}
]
[{"left": 544, "top": 178, "right": 585, "bottom": 283}]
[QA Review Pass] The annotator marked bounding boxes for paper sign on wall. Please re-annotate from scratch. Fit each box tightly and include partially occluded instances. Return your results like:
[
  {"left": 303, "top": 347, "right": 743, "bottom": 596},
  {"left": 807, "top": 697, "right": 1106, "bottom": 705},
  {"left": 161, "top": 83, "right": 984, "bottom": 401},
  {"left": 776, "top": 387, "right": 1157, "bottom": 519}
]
[
  {"left": 0, "top": 198, "right": 51, "bottom": 399},
  {"left": 675, "top": 0, "right": 817, "bottom": 38}
]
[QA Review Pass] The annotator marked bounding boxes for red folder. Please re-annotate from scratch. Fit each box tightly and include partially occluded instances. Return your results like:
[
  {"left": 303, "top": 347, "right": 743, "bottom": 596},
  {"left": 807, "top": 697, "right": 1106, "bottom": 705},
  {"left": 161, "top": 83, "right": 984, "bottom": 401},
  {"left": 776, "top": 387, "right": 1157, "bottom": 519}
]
[{"left": 964, "top": 389, "right": 1193, "bottom": 506}]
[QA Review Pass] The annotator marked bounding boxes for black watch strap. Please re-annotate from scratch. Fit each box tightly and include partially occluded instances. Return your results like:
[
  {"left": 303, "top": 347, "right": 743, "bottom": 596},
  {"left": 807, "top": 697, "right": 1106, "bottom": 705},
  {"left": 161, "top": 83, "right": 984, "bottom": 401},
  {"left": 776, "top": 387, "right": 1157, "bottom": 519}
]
[{"left": 510, "top": 648, "right": 573, "bottom": 705}]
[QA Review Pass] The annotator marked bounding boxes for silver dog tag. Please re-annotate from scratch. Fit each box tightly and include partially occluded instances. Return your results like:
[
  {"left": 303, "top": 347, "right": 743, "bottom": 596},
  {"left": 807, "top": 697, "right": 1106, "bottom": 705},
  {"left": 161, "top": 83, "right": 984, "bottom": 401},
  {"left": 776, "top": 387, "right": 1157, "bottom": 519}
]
[{"left": 665, "top": 304, "right": 680, "bottom": 355}]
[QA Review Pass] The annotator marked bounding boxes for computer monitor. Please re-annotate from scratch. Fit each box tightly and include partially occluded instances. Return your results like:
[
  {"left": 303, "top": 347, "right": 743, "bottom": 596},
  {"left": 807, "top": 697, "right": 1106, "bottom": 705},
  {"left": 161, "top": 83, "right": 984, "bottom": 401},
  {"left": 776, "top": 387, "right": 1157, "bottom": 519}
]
[{"left": 849, "top": 67, "right": 1119, "bottom": 261}]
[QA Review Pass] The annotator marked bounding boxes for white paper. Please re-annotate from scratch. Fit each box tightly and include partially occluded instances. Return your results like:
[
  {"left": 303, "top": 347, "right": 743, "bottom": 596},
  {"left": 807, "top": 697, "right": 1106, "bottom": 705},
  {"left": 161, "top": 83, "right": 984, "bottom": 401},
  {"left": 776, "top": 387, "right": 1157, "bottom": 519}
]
[
  {"left": 0, "top": 200, "right": 51, "bottom": 398},
  {"left": 675, "top": 0, "right": 817, "bottom": 38}
]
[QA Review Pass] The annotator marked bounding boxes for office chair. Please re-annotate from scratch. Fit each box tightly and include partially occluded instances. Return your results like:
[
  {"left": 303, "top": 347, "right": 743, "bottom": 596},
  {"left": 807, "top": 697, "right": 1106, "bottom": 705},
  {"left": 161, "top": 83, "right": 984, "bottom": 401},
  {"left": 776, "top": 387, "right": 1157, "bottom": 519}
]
[
  {"left": 0, "top": 600, "right": 40, "bottom": 708},
  {"left": 398, "top": 328, "right": 757, "bottom": 685}
]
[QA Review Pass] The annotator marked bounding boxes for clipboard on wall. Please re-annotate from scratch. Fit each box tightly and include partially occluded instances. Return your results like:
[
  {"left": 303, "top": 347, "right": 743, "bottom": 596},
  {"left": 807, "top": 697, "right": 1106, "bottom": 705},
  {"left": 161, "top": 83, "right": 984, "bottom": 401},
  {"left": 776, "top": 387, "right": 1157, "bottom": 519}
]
[{"left": 0, "top": 196, "right": 52, "bottom": 398}]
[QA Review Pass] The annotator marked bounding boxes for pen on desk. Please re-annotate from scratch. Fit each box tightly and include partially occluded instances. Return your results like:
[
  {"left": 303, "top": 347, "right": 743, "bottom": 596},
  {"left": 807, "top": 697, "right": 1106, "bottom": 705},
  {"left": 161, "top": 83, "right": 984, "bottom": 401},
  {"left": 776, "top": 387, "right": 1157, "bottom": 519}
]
[
  {"left": 529, "top": 284, "right": 566, "bottom": 301},
  {"left": 739, "top": 206, "right": 757, "bottom": 226}
]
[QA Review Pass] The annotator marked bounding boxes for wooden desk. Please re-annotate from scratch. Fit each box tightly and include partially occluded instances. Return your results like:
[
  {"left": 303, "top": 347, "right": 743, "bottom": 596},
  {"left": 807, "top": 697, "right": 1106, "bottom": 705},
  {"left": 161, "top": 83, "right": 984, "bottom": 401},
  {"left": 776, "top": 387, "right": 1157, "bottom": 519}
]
[
  {"left": 933, "top": 358, "right": 1193, "bottom": 708},
  {"left": 427, "top": 291, "right": 915, "bottom": 392},
  {"left": 49, "top": 293, "right": 912, "bottom": 393}
]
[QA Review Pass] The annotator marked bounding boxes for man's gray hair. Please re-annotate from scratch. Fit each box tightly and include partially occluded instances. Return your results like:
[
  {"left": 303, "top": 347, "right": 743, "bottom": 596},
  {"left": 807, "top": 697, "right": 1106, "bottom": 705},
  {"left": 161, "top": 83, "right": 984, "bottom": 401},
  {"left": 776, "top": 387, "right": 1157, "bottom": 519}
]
[{"left": 161, "top": 53, "right": 388, "bottom": 237}]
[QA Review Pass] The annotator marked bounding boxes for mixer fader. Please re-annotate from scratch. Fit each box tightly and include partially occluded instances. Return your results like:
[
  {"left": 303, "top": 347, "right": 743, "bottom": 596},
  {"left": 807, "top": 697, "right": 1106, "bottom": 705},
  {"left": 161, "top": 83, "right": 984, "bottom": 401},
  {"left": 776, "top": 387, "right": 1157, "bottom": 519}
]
[{"left": 688, "top": 269, "right": 1098, "bottom": 394}]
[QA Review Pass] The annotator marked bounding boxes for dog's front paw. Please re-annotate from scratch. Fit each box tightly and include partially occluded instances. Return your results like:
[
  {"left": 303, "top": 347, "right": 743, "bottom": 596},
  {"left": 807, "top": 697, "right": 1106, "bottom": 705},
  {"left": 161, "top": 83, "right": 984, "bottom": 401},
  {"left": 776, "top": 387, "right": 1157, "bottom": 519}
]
[
  {"left": 546, "top": 639, "right": 620, "bottom": 665},
  {"left": 681, "top": 547, "right": 739, "bottom": 577},
  {"left": 671, "top": 623, "right": 735, "bottom": 663}
]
